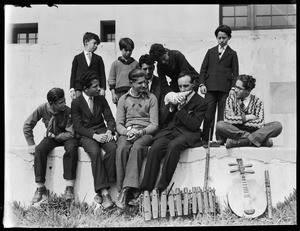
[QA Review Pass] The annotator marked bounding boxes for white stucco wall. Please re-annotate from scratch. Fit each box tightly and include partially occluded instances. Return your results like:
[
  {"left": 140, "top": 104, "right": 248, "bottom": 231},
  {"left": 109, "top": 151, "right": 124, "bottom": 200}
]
[{"left": 5, "top": 4, "right": 296, "bottom": 148}]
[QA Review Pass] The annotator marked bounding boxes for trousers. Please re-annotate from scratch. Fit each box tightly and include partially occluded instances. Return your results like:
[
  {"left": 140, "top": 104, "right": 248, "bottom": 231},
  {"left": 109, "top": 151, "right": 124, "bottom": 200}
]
[
  {"left": 140, "top": 129, "right": 190, "bottom": 191},
  {"left": 34, "top": 137, "right": 79, "bottom": 183},
  {"left": 216, "top": 121, "right": 283, "bottom": 147},
  {"left": 115, "top": 134, "right": 152, "bottom": 192},
  {"left": 202, "top": 91, "right": 228, "bottom": 141},
  {"left": 79, "top": 137, "right": 117, "bottom": 193}
]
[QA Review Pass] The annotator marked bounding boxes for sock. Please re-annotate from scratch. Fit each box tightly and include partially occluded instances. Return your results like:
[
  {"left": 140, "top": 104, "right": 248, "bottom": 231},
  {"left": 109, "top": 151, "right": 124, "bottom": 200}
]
[
  {"left": 36, "top": 182, "right": 45, "bottom": 188},
  {"left": 65, "top": 179, "right": 75, "bottom": 187}
]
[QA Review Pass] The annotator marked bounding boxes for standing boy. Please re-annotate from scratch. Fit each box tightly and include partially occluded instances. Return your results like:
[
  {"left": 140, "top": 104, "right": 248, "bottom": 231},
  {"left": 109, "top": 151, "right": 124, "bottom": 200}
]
[
  {"left": 216, "top": 74, "right": 282, "bottom": 148},
  {"left": 23, "top": 88, "right": 79, "bottom": 204},
  {"left": 70, "top": 32, "right": 106, "bottom": 100},
  {"left": 108, "top": 37, "right": 139, "bottom": 105},
  {"left": 71, "top": 70, "right": 116, "bottom": 210},
  {"left": 140, "top": 71, "right": 208, "bottom": 192},
  {"left": 199, "top": 25, "right": 239, "bottom": 146},
  {"left": 115, "top": 68, "right": 158, "bottom": 209}
]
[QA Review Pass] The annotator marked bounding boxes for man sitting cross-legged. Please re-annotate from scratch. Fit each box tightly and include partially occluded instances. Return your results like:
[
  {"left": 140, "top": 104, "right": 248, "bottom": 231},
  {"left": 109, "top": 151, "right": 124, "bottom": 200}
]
[{"left": 216, "top": 74, "right": 282, "bottom": 148}]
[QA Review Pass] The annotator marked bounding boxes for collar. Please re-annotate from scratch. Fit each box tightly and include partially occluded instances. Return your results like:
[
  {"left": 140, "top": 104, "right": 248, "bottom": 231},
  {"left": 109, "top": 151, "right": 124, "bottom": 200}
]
[
  {"left": 218, "top": 44, "right": 228, "bottom": 52},
  {"left": 185, "top": 90, "right": 195, "bottom": 104},
  {"left": 118, "top": 56, "right": 135, "bottom": 65},
  {"left": 241, "top": 94, "right": 251, "bottom": 104},
  {"left": 82, "top": 91, "right": 93, "bottom": 103},
  {"left": 125, "top": 88, "right": 149, "bottom": 99},
  {"left": 84, "top": 50, "right": 92, "bottom": 56},
  {"left": 47, "top": 103, "right": 60, "bottom": 115}
]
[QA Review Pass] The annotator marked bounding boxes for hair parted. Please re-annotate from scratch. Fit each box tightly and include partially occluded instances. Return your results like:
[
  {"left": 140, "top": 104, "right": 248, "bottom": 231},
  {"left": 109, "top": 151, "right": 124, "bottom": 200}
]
[
  {"left": 83, "top": 32, "right": 100, "bottom": 45},
  {"left": 215, "top": 25, "right": 232, "bottom": 38},
  {"left": 177, "top": 70, "right": 196, "bottom": 83},
  {"left": 47, "top": 88, "right": 65, "bottom": 104},
  {"left": 128, "top": 68, "right": 146, "bottom": 82}
]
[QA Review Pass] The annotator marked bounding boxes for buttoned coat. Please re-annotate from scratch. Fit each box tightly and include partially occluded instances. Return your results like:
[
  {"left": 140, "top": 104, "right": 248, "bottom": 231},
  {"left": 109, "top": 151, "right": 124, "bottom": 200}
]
[
  {"left": 70, "top": 52, "right": 107, "bottom": 91},
  {"left": 71, "top": 94, "right": 115, "bottom": 138},
  {"left": 199, "top": 45, "right": 239, "bottom": 93}
]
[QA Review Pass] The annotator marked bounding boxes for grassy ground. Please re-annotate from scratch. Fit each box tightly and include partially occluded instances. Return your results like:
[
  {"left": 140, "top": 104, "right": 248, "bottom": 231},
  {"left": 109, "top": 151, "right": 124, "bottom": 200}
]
[{"left": 6, "top": 189, "right": 296, "bottom": 227}]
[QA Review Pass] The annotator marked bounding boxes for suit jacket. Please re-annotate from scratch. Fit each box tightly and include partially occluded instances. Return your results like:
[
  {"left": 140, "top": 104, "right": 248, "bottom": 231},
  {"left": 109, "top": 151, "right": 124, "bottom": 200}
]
[
  {"left": 154, "top": 92, "right": 208, "bottom": 147},
  {"left": 70, "top": 52, "right": 106, "bottom": 91},
  {"left": 71, "top": 94, "right": 115, "bottom": 138},
  {"left": 150, "top": 75, "right": 166, "bottom": 129},
  {"left": 199, "top": 45, "right": 239, "bottom": 93}
]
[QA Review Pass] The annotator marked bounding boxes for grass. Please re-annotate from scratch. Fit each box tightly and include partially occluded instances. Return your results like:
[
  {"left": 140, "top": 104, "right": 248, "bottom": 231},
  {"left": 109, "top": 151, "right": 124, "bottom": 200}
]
[{"left": 6, "top": 189, "right": 297, "bottom": 227}]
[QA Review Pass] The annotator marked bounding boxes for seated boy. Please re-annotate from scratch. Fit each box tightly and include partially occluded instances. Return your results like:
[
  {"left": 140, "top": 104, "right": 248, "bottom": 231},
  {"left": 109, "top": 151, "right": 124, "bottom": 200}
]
[{"left": 23, "top": 88, "right": 79, "bottom": 204}]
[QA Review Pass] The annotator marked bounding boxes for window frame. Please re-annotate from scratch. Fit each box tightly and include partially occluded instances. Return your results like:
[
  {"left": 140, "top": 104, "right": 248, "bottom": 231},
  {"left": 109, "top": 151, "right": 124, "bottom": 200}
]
[
  {"left": 11, "top": 23, "right": 38, "bottom": 44},
  {"left": 220, "top": 4, "right": 296, "bottom": 30}
]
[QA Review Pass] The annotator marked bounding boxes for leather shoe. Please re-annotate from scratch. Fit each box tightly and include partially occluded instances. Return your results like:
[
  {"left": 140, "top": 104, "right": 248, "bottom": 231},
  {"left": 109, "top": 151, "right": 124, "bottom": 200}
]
[
  {"left": 94, "top": 193, "right": 102, "bottom": 204},
  {"left": 64, "top": 186, "right": 75, "bottom": 201},
  {"left": 261, "top": 138, "right": 273, "bottom": 147},
  {"left": 115, "top": 188, "right": 129, "bottom": 209},
  {"left": 226, "top": 138, "right": 251, "bottom": 149},
  {"left": 101, "top": 193, "right": 114, "bottom": 210},
  {"left": 31, "top": 186, "right": 48, "bottom": 204}
]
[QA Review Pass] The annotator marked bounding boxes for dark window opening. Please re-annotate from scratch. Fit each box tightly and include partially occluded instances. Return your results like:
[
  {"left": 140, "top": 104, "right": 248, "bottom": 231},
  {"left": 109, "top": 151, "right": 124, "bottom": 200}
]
[
  {"left": 11, "top": 23, "right": 38, "bottom": 44},
  {"left": 100, "top": 21, "right": 115, "bottom": 42}
]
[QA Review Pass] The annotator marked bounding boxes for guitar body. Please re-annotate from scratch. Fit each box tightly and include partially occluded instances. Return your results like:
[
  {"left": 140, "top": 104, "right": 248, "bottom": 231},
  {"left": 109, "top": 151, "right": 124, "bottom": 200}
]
[{"left": 227, "top": 179, "right": 267, "bottom": 218}]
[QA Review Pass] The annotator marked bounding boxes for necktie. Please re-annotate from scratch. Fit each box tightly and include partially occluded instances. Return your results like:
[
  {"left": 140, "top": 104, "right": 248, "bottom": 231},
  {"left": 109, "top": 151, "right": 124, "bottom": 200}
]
[
  {"left": 47, "top": 115, "right": 57, "bottom": 137},
  {"left": 87, "top": 52, "right": 92, "bottom": 66},
  {"left": 89, "top": 97, "right": 94, "bottom": 114},
  {"left": 219, "top": 47, "right": 224, "bottom": 57},
  {"left": 240, "top": 100, "right": 245, "bottom": 112}
]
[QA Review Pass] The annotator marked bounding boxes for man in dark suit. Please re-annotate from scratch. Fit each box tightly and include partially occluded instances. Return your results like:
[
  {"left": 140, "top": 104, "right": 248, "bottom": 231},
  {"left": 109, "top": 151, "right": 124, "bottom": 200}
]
[
  {"left": 138, "top": 54, "right": 165, "bottom": 129},
  {"left": 140, "top": 71, "right": 208, "bottom": 192},
  {"left": 70, "top": 32, "right": 106, "bottom": 100},
  {"left": 71, "top": 70, "right": 116, "bottom": 210},
  {"left": 199, "top": 25, "right": 239, "bottom": 146}
]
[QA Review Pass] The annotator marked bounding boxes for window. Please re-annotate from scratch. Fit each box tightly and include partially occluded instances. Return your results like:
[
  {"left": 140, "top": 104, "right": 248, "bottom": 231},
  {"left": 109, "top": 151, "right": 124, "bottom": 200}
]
[
  {"left": 220, "top": 4, "right": 296, "bottom": 30},
  {"left": 11, "top": 23, "right": 38, "bottom": 44},
  {"left": 100, "top": 21, "right": 115, "bottom": 42}
]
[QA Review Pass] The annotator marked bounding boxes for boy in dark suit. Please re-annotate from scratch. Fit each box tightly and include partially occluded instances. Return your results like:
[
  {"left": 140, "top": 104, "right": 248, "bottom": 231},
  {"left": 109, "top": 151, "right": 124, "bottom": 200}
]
[
  {"left": 71, "top": 70, "right": 116, "bottom": 210},
  {"left": 140, "top": 71, "right": 208, "bottom": 192},
  {"left": 70, "top": 32, "right": 106, "bottom": 100},
  {"left": 199, "top": 25, "right": 239, "bottom": 146}
]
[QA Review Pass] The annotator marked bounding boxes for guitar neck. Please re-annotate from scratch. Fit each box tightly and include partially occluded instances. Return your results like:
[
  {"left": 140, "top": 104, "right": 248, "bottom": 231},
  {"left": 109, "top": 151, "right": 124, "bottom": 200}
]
[{"left": 241, "top": 173, "right": 251, "bottom": 198}]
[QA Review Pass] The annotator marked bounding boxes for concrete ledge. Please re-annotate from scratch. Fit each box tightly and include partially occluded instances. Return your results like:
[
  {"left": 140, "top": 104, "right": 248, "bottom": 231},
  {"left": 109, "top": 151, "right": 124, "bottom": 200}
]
[{"left": 6, "top": 145, "right": 296, "bottom": 209}]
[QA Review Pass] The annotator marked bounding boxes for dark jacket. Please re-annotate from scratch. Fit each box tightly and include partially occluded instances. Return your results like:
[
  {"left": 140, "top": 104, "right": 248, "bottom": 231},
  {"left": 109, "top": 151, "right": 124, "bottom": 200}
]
[
  {"left": 154, "top": 92, "right": 208, "bottom": 147},
  {"left": 71, "top": 94, "right": 115, "bottom": 138},
  {"left": 199, "top": 45, "right": 239, "bottom": 93},
  {"left": 70, "top": 52, "right": 106, "bottom": 91}
]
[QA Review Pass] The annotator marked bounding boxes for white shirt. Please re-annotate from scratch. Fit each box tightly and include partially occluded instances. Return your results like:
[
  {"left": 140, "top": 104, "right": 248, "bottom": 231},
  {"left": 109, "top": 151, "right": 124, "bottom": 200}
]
[
  {"left": 84, "top": 51, "right": 92, "bottom": 66},
  {"left": 218, "top": 44, "right": 228, "bottom": 58},
  {"left": 241, "top": 95, "right": 251, "bottom": 109},
  {"left": 82, "top": 92, "right": 93, "bottom": 109}
]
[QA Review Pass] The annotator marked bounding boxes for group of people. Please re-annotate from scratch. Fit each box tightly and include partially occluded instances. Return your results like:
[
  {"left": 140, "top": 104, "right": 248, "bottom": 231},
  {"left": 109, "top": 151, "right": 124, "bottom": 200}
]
[{"left": 23, "top": 25, "right": 282, "bottom": 210}]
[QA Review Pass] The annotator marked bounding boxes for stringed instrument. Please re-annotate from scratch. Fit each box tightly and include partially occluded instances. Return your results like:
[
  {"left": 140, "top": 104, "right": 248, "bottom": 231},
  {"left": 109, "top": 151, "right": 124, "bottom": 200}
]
[{"left": 227, "top": 158, "right": 267, "bottom": 218}]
